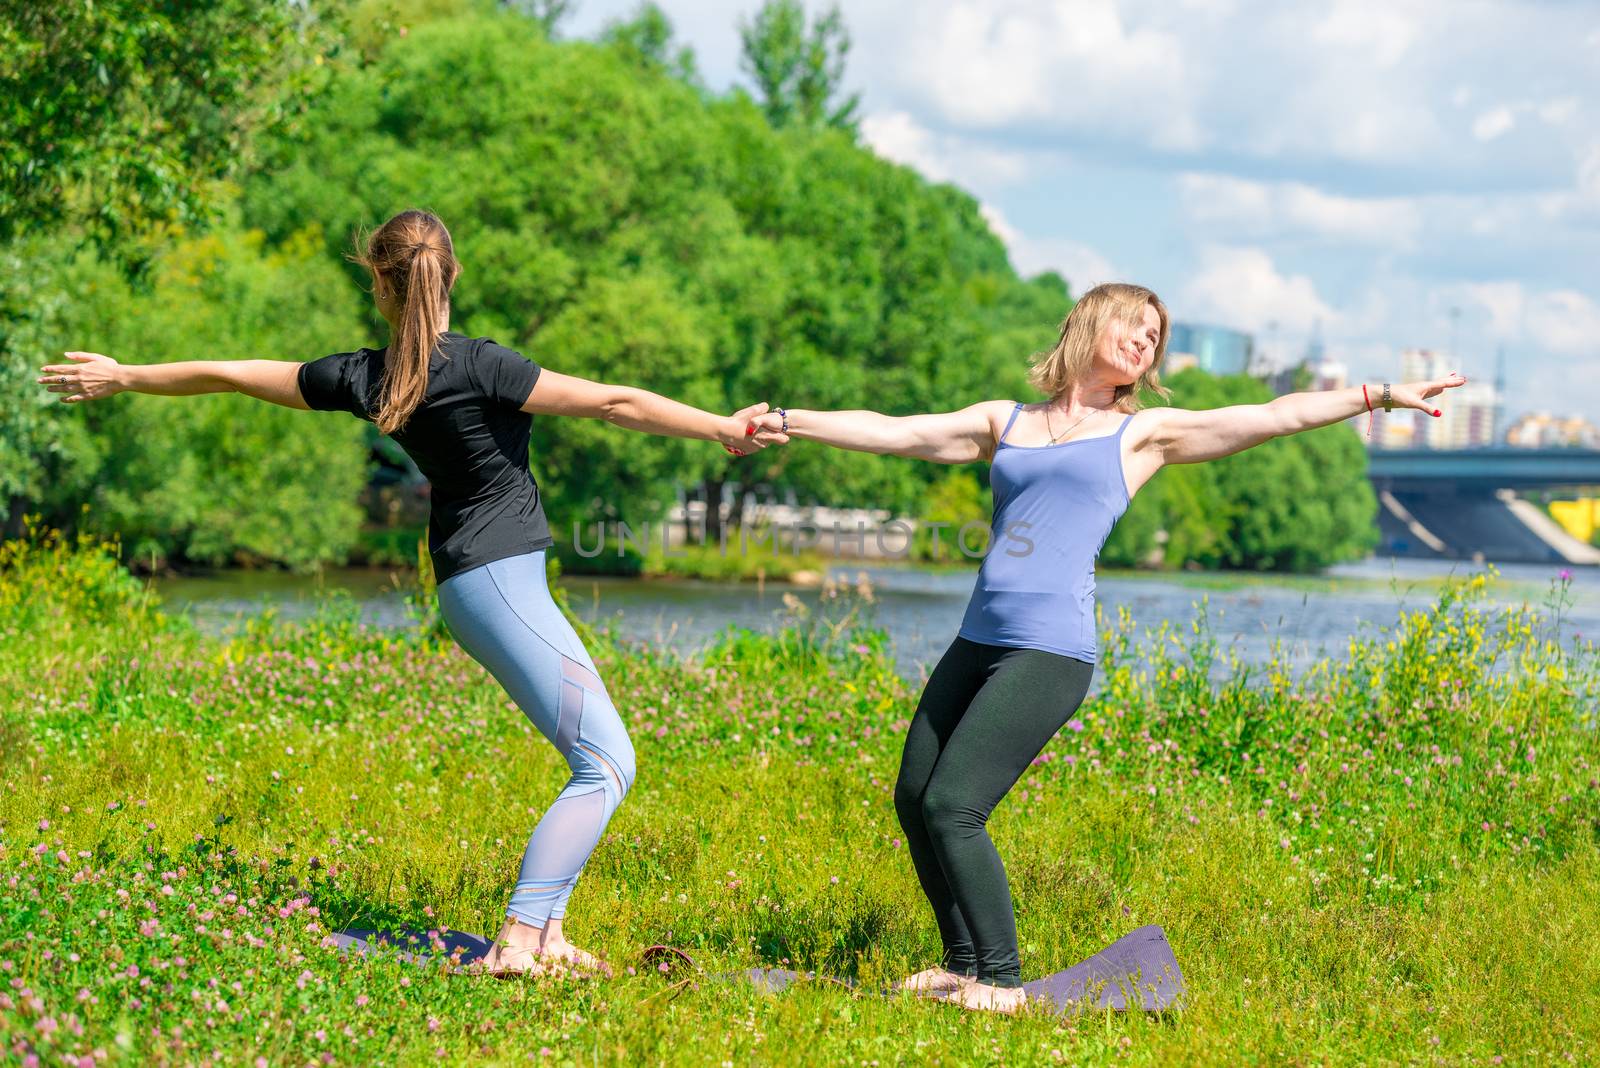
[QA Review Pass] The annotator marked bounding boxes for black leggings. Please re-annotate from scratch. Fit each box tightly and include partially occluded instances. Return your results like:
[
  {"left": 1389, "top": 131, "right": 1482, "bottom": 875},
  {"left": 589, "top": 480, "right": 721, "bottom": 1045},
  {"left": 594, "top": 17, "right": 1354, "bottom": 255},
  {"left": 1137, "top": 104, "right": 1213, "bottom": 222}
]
[{"left": 894, "top": 636, "right": 1095, "bottom": 987}]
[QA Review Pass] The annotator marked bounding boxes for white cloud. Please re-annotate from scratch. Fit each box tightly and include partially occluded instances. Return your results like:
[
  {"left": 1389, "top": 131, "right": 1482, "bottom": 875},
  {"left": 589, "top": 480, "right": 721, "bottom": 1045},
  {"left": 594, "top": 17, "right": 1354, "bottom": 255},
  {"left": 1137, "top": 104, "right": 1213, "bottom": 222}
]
[
  {"left": 1474, "top": 284, "right": 1600, "bottom": 418},
  {"left": 1539, "top": 97, "right": 1578, "bottom": 125},
  {"left": 1472, "top": 106, "right": 1516, "bottom": 142},
  {"left": 1257, "top": 273, "right": 1600, "bottom": 418},
  {"left": 1529, "top": 290, "right": 1600, "bottom": 357},
  {"left": 980, "top": 203, "right": 1120, "bottom": 293},
  {"left": 845, "top": 0, "right": 1598, "bottom": 188},
  {"left": 1579, "top": 144, "right": 1600, "bottom": 202},
  {"left": 1178, "top": 173, "right": 1422, "bottom": 246},
  {"left": 883, "top": 1, "right": 1199, "bottom": 149},
  {"left": 1180, "top": 246, "right": 1336, "bottom": 334},
  {"left": 1312, "top": 2, "right": 1419, "bottom": 68},
  {"left": 859, "top": 110, "right": 1028, "bottom": 187},
  {"left": 1464, "top": 281, "right": 1526, "bottom": 340},
  {"left": 1462, "top": 282, "right": 1600, "bottom": 357}
]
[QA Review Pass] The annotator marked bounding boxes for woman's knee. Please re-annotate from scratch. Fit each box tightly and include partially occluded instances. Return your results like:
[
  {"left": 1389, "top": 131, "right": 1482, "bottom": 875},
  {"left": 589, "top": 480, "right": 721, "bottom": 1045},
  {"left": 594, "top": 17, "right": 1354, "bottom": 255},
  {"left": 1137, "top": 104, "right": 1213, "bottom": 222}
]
[
  {"left": 893, "top": 778, "right": 925, "bottom": 828},
  {"left": 585, "top": 716, "right": 636, "bottom": 797},
  {"left": 920, "top": 782, "right": 983, "bottom": 836},
  {"left": 608, "top": 730, "right": 637, "bottom": 797}
]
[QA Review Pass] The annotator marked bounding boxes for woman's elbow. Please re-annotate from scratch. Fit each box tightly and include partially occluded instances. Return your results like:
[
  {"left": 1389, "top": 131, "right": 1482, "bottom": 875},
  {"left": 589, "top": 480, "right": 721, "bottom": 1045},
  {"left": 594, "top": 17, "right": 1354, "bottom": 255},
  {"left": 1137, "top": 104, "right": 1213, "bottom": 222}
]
[
  {"left": 597, "top": 388, "right": 636, "bottom": 424},
  {"left": 1260, "top": 398, "right": 1300, "bottom": 438}
]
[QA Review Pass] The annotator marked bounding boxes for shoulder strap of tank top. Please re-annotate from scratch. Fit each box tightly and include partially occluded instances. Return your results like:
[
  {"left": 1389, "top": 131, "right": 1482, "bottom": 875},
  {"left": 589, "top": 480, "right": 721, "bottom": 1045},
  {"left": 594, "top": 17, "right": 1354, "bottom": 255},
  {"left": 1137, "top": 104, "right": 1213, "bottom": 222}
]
[
  {"left": 997, "top": 402, "right": 1023, "bottom": 446},
  {"left": 1114, "top": 412, "right": 1135, "bottom": 439}
]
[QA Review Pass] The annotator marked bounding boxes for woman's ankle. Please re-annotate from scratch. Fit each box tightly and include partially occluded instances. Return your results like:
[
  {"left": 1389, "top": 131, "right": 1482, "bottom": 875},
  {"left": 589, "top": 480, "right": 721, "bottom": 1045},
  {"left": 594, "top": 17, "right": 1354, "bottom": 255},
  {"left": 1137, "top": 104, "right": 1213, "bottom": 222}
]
[{"left": 500, "top": 915, "right": 545, "bottom": 946}]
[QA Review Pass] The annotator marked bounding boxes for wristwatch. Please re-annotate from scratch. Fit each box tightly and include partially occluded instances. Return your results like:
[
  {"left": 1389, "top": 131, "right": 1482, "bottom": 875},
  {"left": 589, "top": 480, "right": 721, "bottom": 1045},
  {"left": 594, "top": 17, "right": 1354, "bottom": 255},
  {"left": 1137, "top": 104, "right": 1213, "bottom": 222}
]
[{"left": 1381, "top": 383, "right": 1392, "bottom": 412}]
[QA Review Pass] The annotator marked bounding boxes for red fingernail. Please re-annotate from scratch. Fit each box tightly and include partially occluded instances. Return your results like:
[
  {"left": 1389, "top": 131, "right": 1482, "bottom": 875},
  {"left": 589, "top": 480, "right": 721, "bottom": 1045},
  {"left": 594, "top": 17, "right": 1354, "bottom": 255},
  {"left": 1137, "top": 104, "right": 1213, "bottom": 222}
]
[
  {"left": 1433, "top": 410, "right": 1441, "bottom": 417},
  {"left": 745, "top": 423, "right": 755, "bottom": 437}
]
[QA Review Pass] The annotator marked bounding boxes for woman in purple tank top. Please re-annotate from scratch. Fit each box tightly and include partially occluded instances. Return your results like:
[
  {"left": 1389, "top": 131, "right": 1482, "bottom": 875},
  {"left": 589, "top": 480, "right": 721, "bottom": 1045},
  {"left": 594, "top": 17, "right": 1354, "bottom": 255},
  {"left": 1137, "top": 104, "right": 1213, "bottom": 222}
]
[{"left": 754, "top": 282, "right": 1465, "bottom": 1011}]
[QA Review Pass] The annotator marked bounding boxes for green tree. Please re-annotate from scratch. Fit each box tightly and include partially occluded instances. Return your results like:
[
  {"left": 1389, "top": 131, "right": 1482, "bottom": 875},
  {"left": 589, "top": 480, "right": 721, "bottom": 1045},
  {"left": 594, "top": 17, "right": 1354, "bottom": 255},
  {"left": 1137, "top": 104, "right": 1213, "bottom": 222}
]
[
  {"left": 0, "top": 0, "right": 341, "bottom": 539},
  {"left": 0, "top": 0, "right": 333, "bottom": 246},
  {"left": 737, "top": 0, "right": 859, "bottom": 132},
  {"left": 45, "top": 223, "right": 370, "bottom": 569},
  {"left": 505, "top": 0, "right": 573, "bottom": 35},
  {"left": 600, "top": 2, "right": 699, "bottom": 82},
  {"left": 914, "top": 468, "right": 992, "bottom": 563},
  {"left": 1103, "top": 370, "right": 1377, "bottom": 571}
]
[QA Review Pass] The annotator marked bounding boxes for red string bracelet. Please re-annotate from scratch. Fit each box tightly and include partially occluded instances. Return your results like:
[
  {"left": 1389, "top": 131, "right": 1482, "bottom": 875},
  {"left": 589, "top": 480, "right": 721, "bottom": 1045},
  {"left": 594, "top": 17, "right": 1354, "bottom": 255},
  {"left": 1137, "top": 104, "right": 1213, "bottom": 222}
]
[{"left": 1362, "top": 384, "right": 1374, "bottom": 441}]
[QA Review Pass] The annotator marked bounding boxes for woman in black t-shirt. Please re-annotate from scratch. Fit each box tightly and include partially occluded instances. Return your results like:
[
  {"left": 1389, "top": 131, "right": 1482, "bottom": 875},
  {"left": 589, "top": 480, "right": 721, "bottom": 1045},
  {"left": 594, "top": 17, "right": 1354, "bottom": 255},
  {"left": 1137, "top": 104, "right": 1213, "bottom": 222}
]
[{"left": 40, "top": 209, "right": 787, "bottom": 977}]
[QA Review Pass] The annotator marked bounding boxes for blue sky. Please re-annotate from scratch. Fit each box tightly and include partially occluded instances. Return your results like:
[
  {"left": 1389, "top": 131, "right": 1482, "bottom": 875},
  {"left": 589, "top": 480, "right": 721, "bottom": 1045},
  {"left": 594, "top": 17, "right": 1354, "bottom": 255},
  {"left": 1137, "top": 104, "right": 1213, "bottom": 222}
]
[{"left": 567, "top": 0, "right": 1600, "bottom": 421}]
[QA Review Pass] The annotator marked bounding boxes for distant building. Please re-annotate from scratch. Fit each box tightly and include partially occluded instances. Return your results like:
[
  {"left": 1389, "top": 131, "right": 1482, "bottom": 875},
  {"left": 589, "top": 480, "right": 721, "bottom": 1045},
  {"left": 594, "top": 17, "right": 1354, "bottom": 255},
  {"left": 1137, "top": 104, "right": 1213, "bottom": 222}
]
[
  {"left": 1266, "top": 324, "right": 1342, "bottom": 396},
  {"left": 1310, "top": 359, "right": 1348, "bottom": 392},
  {"left": 1163, "top": 352, "right": 1199, "bottom": 375},
  {"left": 1400, "top": 348, "right": 1449, "bottom": 388},
  {"left": 1267, "top": 358, "right": 1347, "bottom": 396},
  {"left": 1167, "top": 322, "right": 1253, "bottom": 376},
  {"left": 1505, "top": 413, "right": 1600, "bottom": 448},
  {"left": 1390, "top": 348, "right": 1497, "bottom": 449},
  {"left": 1369, "top": 407, "right": 1416, "bottom": 450},
  {"left": 1439, "top": 382, "right": 1499, "bottom": 448}
]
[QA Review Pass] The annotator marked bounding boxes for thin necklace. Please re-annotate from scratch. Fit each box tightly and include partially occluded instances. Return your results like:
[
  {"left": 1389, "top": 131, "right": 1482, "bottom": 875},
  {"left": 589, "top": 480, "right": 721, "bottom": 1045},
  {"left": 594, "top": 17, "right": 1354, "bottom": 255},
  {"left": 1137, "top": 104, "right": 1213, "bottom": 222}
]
[{"left": 1044, "top": 403, "right": 1101, "bottom": 444}]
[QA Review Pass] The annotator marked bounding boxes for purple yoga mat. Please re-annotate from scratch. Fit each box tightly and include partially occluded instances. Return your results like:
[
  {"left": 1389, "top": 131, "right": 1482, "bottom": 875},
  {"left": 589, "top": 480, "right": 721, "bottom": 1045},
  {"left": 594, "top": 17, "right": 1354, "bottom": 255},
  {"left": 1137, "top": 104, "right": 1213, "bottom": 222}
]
[
  {"left": 331, "top": 928, "right": 494, "bottom": 967},
  {"left": 708, "top": 925, "right": 1185, "bottom": 1014},
  {"left": 1018, "top": 924, "right": 1185, "bottom": 1013},
  {"left": 336, "top": 923, "right": 1187, "bottom": 1015}
]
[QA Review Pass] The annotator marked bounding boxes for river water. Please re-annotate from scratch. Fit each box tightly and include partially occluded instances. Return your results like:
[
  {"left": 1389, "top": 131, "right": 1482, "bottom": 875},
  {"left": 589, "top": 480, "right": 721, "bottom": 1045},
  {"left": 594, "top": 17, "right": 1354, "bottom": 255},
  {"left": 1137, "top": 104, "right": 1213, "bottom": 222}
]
[{"left": 154, "top": 557, "right": 1599, "bottom": 678}]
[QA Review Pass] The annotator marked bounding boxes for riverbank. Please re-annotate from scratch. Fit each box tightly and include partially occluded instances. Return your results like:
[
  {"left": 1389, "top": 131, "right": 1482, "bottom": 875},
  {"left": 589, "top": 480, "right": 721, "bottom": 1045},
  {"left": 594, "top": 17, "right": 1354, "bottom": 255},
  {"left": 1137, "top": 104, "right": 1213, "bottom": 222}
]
[
  {"left": 148, "top": 551, "right": 1600, "bottom": 679},
  {"left": 3, "top": 536, "right": 1598, "bottom": 1065}
]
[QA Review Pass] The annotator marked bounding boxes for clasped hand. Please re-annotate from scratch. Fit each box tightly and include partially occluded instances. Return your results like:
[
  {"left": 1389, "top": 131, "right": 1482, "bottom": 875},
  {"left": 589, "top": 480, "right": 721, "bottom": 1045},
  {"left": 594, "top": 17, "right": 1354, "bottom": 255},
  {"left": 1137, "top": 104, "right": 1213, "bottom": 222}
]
[{"left": 721, "top": 403, "right": 790, "bottom": 456}]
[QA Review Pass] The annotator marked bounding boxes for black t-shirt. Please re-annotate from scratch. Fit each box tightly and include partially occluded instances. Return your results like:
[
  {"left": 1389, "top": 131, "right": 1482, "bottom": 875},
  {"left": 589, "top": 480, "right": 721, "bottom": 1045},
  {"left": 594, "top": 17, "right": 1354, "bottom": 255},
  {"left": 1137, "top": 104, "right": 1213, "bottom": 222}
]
[{"left": 298, "top": 332, "right": 553, "bottom": 582}]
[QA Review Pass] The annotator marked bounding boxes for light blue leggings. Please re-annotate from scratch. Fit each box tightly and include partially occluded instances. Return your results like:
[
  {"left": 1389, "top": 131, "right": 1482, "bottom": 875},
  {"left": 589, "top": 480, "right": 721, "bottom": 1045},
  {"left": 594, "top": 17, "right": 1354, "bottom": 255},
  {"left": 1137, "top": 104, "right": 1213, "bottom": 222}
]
[{"left": 436, "top": 550, "right": 635, "bottom": 927}]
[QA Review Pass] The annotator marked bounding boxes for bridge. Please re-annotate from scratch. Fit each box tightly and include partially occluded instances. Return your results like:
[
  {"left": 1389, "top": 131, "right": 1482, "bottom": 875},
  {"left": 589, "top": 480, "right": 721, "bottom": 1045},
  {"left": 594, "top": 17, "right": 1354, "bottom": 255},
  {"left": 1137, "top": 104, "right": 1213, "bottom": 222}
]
[{"left": 1365, "top": 448, "right": 1600, "bottom": 565}]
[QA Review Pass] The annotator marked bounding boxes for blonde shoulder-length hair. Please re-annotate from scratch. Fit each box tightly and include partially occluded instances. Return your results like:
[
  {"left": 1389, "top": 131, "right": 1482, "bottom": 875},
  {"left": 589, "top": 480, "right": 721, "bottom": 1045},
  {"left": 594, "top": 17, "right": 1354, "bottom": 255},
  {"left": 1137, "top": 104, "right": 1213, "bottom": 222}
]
[{"left": 1027, "top": 283, "right": 1172, "bottom": 413}]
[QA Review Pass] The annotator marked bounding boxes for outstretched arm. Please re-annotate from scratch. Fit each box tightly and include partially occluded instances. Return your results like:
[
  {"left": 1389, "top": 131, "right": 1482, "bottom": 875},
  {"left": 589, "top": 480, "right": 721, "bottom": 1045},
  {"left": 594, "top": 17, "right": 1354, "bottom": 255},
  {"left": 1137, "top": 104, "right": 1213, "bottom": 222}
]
[
  {"left": 39, "top": 351, "right": 309, "bottom": 409},
  {"left": 522, "top": 369, "right": 786, "bottom": 454},
  {"left": 751, "top": 401, "right": 1010, "bottom": 464},
  {"left": 1144, "top": 373, "right": 1467, "bottom": 466}
]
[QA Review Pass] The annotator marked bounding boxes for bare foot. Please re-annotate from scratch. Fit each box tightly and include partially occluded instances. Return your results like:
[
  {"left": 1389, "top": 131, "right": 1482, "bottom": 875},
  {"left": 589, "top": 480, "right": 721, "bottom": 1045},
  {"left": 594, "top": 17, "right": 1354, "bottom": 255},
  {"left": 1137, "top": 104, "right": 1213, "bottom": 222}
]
[
  {"left": 475, "top": 940, "right": 559, "bottom": 979},
  {"left": 539, "top": 918, "right": 611, "bottom": 977},
  {"left": 538, "top": 937, "right": 611, "bottom": 977},
  {"left": 471, "top": 917, "right": 555, "bottom": 979},
  {"left": 949, "top": 981, "right": 1027, "bottom": 1014},
  {"left": 894, "top": 967, "right": 971, "bottom": 993}
]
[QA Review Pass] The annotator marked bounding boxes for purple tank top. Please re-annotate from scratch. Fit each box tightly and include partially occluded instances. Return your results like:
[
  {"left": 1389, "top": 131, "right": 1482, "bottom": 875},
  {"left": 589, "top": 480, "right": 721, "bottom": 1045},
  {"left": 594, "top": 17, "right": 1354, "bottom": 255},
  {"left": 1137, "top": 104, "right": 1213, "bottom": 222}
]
[{"left": 956, "top": 403, "right": 1133, "bottom": 663}]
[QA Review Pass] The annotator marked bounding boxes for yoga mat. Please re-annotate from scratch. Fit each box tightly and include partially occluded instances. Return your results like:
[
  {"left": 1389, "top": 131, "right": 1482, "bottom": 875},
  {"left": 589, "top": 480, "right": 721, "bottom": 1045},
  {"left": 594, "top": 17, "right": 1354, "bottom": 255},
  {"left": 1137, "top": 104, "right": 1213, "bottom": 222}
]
[
  {"left": 331, "top": 928, "right": 494, "bottom": 967},
  {"left": 646, "top": 925, "right": 1186, "bottom": 1015},
  {"left": 1020, "top": 925, "right": 1185, "bottom": 1013}
]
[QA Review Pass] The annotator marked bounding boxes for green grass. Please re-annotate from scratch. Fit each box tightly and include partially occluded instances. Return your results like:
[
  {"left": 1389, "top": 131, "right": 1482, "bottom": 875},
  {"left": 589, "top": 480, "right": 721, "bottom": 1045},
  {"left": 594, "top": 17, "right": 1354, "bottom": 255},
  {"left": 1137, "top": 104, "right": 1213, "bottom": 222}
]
[{"left": 2, "top": 532, "right": 1597, "bottom": 1066}]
